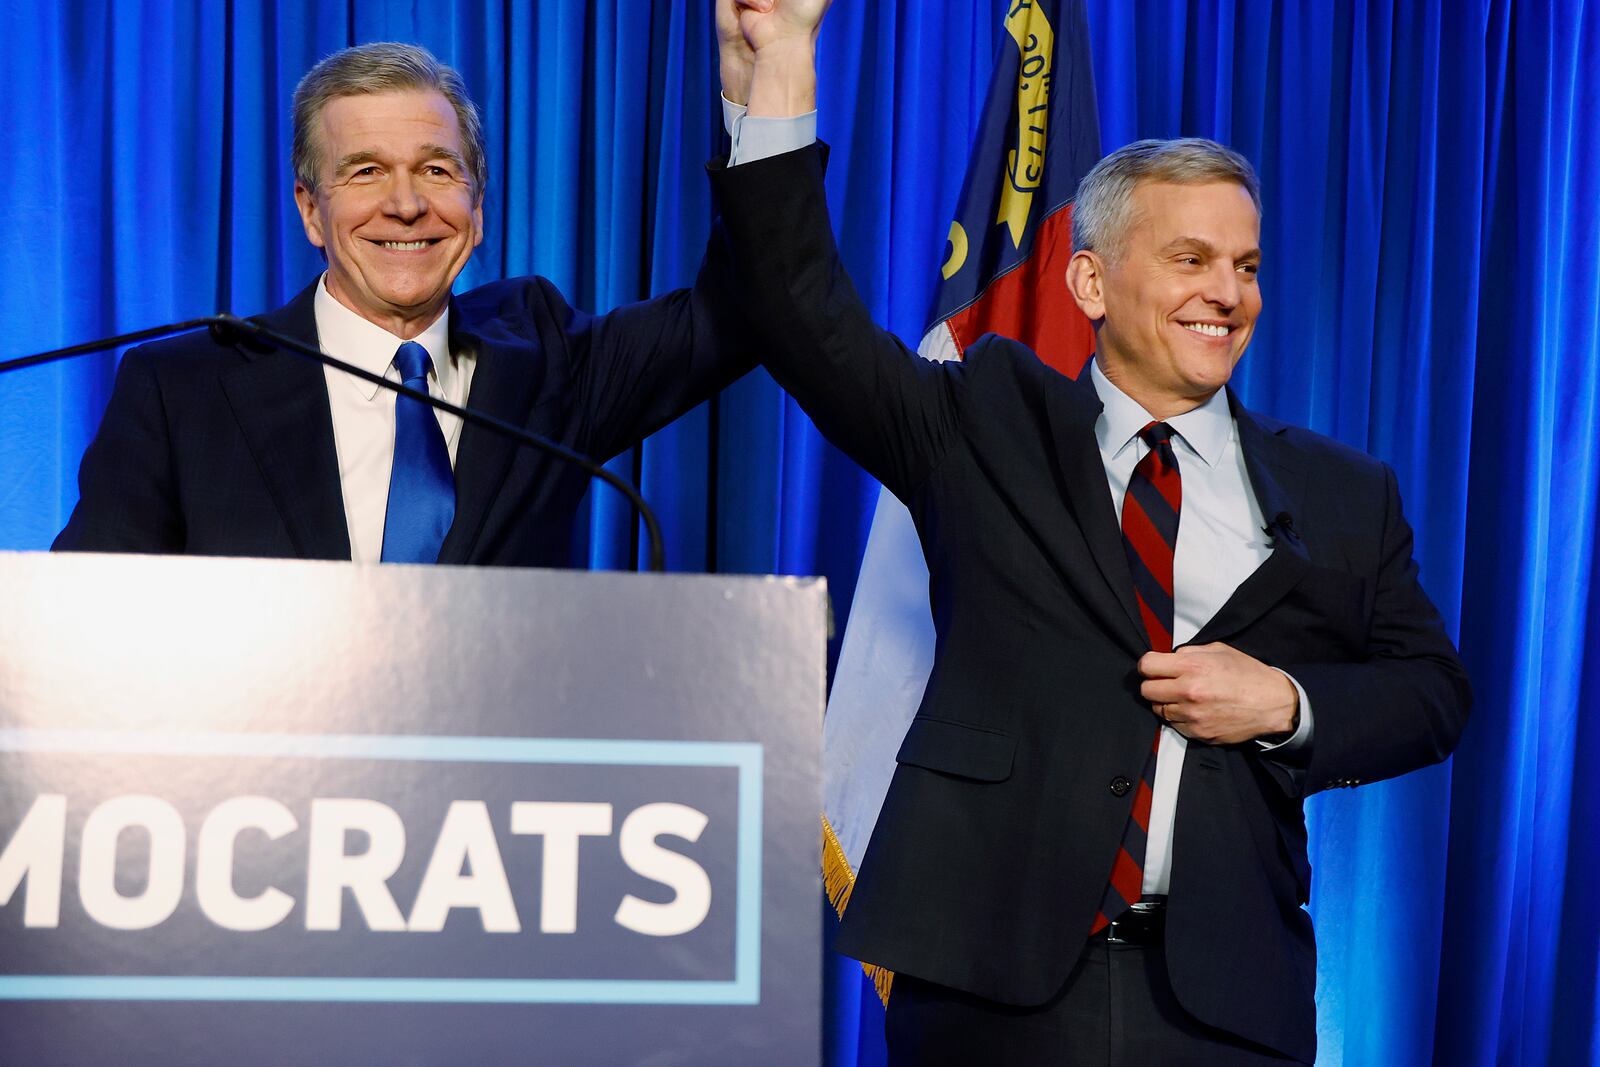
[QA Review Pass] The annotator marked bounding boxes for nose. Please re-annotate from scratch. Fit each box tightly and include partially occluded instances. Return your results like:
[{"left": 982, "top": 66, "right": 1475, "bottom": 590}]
[
  {"left": 382, "top": 169, "right": 429, "bottom": 223},
  {"left": 1203, "top": 260, "right": 1242, "bottom": 310}
]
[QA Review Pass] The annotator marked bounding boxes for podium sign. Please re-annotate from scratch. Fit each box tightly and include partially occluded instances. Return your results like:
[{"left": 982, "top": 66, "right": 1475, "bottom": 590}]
[{"left": 0, "top": 553, "right": 825, "bottom": 1065}]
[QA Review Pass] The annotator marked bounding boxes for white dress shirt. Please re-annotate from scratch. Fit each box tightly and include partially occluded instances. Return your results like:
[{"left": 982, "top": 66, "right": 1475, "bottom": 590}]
[
  {"left": 1089, "top": 359, "right": 1312, "bottom": 894},
  {"left": 315, "top": 279, "right": 469, "bottom": 562}
]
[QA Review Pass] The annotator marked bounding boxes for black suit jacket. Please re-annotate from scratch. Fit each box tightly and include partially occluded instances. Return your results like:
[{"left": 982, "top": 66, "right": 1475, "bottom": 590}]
[
  {"left": 54, "top": 238, "right": 750, "bottom": 564},
  {"left": 711, "top": 145, "right": 1469, "bottom": 1062}
]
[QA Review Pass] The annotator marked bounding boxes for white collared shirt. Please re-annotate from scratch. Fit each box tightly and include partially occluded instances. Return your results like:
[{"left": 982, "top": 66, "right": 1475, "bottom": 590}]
[
  {"left": 1090, "top": 358, "right": 1312, "bottom": 895},
  {"left": 314, "top": 276, "right": 471, "bottom": 562}
]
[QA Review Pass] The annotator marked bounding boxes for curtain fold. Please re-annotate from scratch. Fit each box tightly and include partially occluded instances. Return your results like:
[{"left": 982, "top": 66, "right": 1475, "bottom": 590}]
[
  {"left": 1440, "top": 3, "right": 1600, "bottom": 1064},
  {"left": 1, "top": 3, "right": 1595, "bottom": 1063}
]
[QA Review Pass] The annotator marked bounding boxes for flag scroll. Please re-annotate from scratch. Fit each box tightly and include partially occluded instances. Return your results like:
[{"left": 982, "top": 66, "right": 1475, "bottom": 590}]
[{"left": 822, "top": 0, "right": 1103, "bottom": 1005}]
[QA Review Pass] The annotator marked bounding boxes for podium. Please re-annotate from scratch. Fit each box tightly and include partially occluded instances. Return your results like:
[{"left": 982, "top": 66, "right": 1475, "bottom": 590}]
[{"left": 0, "top": 553, "right": 825, "bottom": 1066}]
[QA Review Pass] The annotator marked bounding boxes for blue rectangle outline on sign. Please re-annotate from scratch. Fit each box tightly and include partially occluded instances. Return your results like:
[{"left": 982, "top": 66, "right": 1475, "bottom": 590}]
[{"left": 0, "top": 729, "right": 764, "bottom": 1005}]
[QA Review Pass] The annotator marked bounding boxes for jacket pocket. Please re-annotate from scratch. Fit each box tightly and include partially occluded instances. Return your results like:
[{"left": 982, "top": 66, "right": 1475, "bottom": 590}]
[{"left": 895, "top": 717, "right": 1016, "bottom": 782}]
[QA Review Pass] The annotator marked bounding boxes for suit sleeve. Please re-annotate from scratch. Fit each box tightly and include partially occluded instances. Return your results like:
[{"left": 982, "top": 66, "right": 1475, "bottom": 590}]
[
  {"left": 53, "top": 346, "right": 185, "bottom": 554},
  {"left": 706, "top": 144, "right": 962, "bottom": 501},
  {"left": 1283, "top": 463, "right": 1471, "bottom": 795},
  {"left": 559, "top": 209, "right": 758, "bottom": 463}
]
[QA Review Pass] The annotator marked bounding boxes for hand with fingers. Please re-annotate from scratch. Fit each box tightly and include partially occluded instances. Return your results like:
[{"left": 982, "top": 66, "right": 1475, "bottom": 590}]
[
  {"left": 721, "top": 0, "right": 831, "bottom": 118},
  {"left": 728, "top": 0, "right": 831, "bottom": 52},
  {"left": 715, "top": 0, "right": 757, "bottom": 105},
  {"left": 1138, "top": 642, "right": 1299, "bottom": 746}
]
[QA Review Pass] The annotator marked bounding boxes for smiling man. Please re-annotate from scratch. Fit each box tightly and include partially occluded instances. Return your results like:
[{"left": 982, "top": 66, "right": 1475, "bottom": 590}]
[
  {"left": 713, "top": 1, "right": 1469, "bottom": 1061},
  {"left": 54, "top": 41, "right": 770, "bottom": 565},
  {"left": 296, "top": 87, "right": 485, "bottom": 341},
  {"left": 1072, "top": 172, "right": 1263, "bottom": 417}
]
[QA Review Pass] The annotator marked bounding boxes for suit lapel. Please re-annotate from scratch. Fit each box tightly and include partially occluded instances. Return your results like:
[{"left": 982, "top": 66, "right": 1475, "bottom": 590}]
[
  {"left": 1043, "top": 369, "right": 1149, "bottom": 654},
  {"left": 219, "top": 282, "right": 351, "bottom": 560},
  {"left": 437, "top": 313, "right": 539, "bottom": 564},
  {"left": 1187, "top": 393, "right": 1311, "bottom": 646}
]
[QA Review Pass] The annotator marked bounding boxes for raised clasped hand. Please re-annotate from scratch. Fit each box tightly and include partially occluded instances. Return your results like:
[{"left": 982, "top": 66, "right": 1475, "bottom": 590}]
[{"left": 727, "top": 0, "right": 832, "bottom": 54}]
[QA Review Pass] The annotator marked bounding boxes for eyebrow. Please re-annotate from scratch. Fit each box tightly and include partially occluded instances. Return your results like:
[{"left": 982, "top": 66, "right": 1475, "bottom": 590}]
[
  {"left": 332, "top": 150, "right": 383, "bottom": 175},
  {"left": 417, "top": 143, "right": 467, "bottom": 169},
  {"left": 332, "top": 145, "right": 467, "bottom": 175},
  {"left": 1161, "top": 236, "right": 1261, "bottom": 260}
]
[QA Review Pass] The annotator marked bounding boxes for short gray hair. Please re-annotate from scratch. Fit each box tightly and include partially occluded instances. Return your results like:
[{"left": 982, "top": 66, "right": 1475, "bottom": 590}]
[
  {"left": 292, "top": 42, "right": 487, "bottom": 201},
  {"left": 1072, "top": 138, "right": 1261, "bottom": 260}
]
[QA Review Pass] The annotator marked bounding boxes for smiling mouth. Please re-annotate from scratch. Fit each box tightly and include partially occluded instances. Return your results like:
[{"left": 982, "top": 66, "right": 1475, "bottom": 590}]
[
  {"left": 369, "top": 239, "right": 441, "bottom": 251},
  {"left": 1180, "top": 322, "right": 1232, "bottom": 338}
]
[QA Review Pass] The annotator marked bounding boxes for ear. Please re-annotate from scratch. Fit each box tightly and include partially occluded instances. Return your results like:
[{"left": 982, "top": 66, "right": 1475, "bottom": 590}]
[
  {"left": 1066, "top": 250, "right": 1107, "bottom": 321},
  {"left": 472, "top": 200, "right": 484, "bottom": 248},
  {"left": 294, "top": 182, "right": 326, "bottom": 250}
]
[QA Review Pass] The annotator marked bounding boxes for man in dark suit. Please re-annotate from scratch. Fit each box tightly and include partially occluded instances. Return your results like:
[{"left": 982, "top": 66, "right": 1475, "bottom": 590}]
[
  {"left": 716, "top": 1, "right": 1469, "bottom": 1062},
  {"left": 55, "top": 39, "right": 772, "bottom": 566}
]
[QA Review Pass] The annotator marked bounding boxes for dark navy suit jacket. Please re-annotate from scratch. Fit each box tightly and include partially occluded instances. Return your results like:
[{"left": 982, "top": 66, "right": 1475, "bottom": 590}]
[
  {"left": 710, "top": 145, "right": 1470, "bottom": 1063},
  {"left": 55, "top": 241, "right": 750, "bottom": 564}
]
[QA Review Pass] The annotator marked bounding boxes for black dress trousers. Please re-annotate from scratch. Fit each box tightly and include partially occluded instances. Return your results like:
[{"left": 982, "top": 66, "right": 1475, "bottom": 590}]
[{"left": 884, "top": 939, "right": 1310, "bottom": 1066}]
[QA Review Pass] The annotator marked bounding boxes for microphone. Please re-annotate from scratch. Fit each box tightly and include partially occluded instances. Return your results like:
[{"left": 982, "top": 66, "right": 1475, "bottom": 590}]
[
  {"left": 1262, "top": 511, "right": 1296, "bottom": 542},
  {"left": 2, "top": 313, "right": 667, "bottom": 573},
  {"left": 208, "top": 317, "right": 273, "bottom": 353}
]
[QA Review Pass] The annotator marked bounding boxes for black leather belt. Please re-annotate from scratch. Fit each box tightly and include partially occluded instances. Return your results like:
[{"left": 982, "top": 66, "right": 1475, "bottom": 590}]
[{"left": 1099, "top": 898, "right": 1166, "bottom": 946}]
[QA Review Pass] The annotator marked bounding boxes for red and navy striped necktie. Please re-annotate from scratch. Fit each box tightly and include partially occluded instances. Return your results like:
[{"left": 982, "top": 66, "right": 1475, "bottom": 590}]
[{"left": 1092, "top": 420, "right": 1181, "bottom": 933}]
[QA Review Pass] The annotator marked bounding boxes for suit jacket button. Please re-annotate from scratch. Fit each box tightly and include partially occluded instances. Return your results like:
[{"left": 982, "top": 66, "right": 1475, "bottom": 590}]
[{"left": 1110, "top": 776, "right": 1131, "bottom": 797}]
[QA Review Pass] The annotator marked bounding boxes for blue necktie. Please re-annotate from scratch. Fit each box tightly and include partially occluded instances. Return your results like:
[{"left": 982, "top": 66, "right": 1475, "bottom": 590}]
[{"left": 380, "top": 341, "right": 455, "bottom": 563}]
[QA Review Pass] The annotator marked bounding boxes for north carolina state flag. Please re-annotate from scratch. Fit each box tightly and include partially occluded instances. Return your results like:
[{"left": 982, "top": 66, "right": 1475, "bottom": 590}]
[{"left": 919, "top": 0, "right": 1101, "bottom": 374}]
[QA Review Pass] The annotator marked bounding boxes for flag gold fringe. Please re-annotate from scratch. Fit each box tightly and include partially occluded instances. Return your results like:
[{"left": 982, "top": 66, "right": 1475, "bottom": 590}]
[{"left": 822, "top": 813, "right": 894, "bottom": 1005}]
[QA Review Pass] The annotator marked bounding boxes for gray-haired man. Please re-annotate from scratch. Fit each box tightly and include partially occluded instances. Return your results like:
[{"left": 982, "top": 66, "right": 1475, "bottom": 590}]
[{"left": 714, "top": 1, "right": 1469, "bottom": 1061}]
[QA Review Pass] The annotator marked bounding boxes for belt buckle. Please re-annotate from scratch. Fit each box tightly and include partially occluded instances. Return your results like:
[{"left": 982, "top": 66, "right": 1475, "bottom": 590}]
[{"left": 1106, "top": 898, "right": 1164, "bottom": 945}]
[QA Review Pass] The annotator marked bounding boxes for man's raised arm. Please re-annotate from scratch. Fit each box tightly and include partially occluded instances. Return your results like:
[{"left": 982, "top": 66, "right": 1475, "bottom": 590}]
[{"left": 710, "top": 0, "right": 967, "bottom": 503}]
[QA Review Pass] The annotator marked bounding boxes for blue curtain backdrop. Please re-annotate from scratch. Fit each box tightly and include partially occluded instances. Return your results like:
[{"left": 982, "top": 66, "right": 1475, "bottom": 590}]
[{"left": 1, "top": 2, "right": 1595, "bottom": 1064}]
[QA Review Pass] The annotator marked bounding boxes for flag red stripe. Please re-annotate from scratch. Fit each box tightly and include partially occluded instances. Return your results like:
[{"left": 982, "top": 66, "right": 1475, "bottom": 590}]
[{"left": 946, "top": 208, "right": 1097, "bottom": 378}]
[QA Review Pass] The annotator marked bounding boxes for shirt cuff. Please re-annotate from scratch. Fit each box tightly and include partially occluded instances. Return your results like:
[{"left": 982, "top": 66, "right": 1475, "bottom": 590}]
[
  {"left": 1258, "top": 669, "right": 1314, "bottom": 754},
  {"left": 723, "top": 94, "right": 817, "bottom": 166}
]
